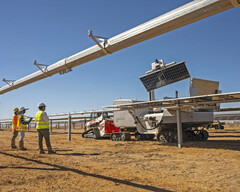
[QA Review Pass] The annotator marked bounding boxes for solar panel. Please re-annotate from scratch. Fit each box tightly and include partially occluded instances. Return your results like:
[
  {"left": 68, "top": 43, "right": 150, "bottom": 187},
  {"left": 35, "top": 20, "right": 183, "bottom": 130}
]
[{"left": 139, "top": 61, "right": 190, "bottom": 92}]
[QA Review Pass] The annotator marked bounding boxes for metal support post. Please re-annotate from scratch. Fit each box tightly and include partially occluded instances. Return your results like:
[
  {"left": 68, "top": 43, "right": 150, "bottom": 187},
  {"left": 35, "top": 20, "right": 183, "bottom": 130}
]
[
  {"left": 84, "top": 118, "right": 87, "bottom": 131},
  {"left": 50, "top": 120, "right": 53, "bottom": 134},
  {"left": 68, "top": 114, "right": 71, "bottom": 141},
  {"left": 72, "top": 122, "right": 75, "bottom": 130},
  {"left": 176, "top": 104, "right": 183, "bottom": 148},
  {"left": 149, "top": 90, "right": 155, "bottom": 101}
]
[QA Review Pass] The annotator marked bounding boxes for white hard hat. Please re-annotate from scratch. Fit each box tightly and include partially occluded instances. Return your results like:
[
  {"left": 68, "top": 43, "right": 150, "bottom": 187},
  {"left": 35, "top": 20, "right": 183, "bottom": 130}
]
[
  {"left": 38, "top": 103, "right": 46, "bottom": 108},
  {"left": 20, "top": 107, "right": 29, "bottom": 111}
]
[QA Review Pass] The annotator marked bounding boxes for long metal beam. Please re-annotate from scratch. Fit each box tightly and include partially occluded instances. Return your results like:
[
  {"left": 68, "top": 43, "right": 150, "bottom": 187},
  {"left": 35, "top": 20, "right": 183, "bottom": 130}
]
[
  {"left": 0, "top": 0, "right": 239, "bottom": 95},
  {"left": 220, "top": 107, "right": 240, "bottom": 111}
]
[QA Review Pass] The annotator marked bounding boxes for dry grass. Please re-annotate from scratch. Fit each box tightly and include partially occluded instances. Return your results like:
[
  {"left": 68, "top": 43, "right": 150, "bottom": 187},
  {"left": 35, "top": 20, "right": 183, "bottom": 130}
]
[{"left": 0, "top": 126, "right": 239, "bottom": 192}]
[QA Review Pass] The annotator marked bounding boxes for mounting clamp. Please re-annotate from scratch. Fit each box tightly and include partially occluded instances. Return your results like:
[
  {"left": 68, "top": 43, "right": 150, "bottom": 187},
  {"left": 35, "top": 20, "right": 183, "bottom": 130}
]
[
  {"left": 33, "top": 60, "right": 49, "bottom": 77},
  {"left": 2, "top": 78, "right": 15, "bottom": 86},
  {"left": 229, "top": 0, "right": 240, "bottom": 7},
  {"left": 88, "top": 30, "right": 111, "bottom": 55}
]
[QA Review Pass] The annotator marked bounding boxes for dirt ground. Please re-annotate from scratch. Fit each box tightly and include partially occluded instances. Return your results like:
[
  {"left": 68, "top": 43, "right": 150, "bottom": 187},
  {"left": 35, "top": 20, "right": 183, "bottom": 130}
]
[{"left": 0, "top": 126, "right": 239, "bottom": 192}]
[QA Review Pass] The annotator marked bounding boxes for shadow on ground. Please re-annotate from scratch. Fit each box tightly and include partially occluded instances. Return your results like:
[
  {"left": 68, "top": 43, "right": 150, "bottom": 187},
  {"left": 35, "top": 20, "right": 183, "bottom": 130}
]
[
  {"left": 154, "top": 139, "right": 240, "bottom": 151},
  {"left": 57, "top": 153, "right": 100, "bottom": 156},
  {"left": 0, "top": 151, "right": 171, "bottom": 192}
]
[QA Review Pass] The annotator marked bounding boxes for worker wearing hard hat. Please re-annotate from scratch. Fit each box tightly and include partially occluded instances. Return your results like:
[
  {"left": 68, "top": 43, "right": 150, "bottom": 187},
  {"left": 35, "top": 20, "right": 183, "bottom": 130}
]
[
  {"left": 35, "top": 103, "right": 56, "bottom": 154},
  {"left": 17, "top": 107, "right": 33, "bottom": 150},
  {"left": 11, "top": 108, "right": 19, "bottom": 149}
]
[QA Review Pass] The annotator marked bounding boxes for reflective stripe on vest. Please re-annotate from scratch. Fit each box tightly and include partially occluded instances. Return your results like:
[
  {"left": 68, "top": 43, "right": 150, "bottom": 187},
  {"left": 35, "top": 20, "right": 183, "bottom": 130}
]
[
  {"left": 17, "top": 115, "right": 28, "bottom": 131},
  {"left": 36, "top": 110, "right": 49, "bottom": 129},
  {"left": 12, "top": 115, "right": 19, "bottom": 131}
]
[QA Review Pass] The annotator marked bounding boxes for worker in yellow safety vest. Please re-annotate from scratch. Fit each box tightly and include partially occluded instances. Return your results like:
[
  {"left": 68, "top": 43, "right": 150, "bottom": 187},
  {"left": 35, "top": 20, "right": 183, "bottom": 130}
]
[
  {"left": 11, "top": 108, "right": 19, "bottom": 149},
  {"left": 36, "top": 103, "right": 56, "bottom": 154},
  {"left": 17, "top": 107, "right": 33, "bottom": 150}
]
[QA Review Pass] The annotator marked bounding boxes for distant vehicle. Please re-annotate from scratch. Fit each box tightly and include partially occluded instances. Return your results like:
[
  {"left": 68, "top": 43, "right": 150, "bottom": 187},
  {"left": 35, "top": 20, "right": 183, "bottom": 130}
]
[
  {"left": 207, "top": 121, "right": 225, "bottom": 130},
  {"left": 82, "top": 112, "right": 120, "bottom": 139}
]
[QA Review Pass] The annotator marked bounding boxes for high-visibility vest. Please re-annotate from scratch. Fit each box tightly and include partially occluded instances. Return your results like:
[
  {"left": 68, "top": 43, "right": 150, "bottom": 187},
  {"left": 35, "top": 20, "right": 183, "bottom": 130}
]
[
  {"left": 12, "top": 115, "right": 19, "bottom": 131},
  {"left": 17, "top": 115, "right": 28, "bottom": 131},
  {"left": 36, "top": 110, "right": 49, "bottom": 129}
]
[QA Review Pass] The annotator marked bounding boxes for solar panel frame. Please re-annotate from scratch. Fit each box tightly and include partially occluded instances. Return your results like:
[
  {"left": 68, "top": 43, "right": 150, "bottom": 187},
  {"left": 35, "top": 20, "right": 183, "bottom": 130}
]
[{"left": 139, "top": 61, "right": 190, "bottom": 92}]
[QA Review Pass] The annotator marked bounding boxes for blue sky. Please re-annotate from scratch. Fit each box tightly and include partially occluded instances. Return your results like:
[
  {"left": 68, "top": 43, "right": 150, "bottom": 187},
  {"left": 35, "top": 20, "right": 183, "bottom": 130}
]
[{"left": 0, "top": 0, "right": 240, "bottom": 118}]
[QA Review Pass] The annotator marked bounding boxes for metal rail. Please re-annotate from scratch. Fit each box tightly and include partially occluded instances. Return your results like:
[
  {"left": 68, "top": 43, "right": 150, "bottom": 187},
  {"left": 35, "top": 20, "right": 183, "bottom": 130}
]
[
  {"left": 0, "top": 0, "right": 239, "bottom": 95},
  {"left": 220, "top": 107, "right": 240, "bottom": 111},
  {"left": 0, "top": 115, "right": 90, "bottom": 141}
]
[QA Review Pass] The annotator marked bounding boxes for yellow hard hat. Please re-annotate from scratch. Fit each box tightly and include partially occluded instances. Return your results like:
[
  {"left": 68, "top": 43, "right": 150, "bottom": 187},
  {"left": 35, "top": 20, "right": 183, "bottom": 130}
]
[{"left": 13, "top": 108, "right": 19, "bottom": 113}]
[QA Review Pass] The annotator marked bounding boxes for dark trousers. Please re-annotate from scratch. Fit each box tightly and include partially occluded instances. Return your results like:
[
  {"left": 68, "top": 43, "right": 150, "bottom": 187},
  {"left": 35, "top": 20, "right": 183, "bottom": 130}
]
[
  {"left": 12, "top": 131, "right": 18, "bottom": 139},
  {"left": 11, "top": 131, "right": 18, "bottom": 147},
  {"left": 37, "top": 129, "right": 50, "bottom": 147}
]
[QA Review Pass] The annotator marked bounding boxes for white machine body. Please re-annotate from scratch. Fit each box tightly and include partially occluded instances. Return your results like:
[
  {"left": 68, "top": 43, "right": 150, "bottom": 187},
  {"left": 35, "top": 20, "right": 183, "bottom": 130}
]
[{"left": 113, "top": 99, "right": 213, "bottom": 134}]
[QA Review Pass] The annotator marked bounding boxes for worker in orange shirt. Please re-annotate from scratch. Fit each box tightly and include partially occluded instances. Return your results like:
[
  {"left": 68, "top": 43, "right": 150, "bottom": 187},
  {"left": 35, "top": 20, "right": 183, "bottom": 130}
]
[{"left": 11, "top": 108, "right": 19, "bottom": 149}]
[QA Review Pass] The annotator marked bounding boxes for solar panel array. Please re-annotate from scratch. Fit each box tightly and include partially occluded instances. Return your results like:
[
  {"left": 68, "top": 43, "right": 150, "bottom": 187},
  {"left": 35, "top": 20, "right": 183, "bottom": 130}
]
[{"left": 139, "top": 61, "right": 190, "bottom": 92}]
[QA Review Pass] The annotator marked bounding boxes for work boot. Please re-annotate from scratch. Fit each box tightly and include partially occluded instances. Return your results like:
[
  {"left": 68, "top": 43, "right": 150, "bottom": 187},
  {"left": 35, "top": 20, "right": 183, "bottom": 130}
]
[
  {"left": 39, "top": 143, "right": 45, "bottom": 154},
  {"left": 46, "top": 140, "right": 56, "bottom": 154},
  {"left": 11, "top": 138, "right": 17, "bottom": 149},
  {"left": 48, "top": 150, "right": 56, "bottom": 154},
  {"left": 19, "top": 140, "right": 27, "bottom": 151}
]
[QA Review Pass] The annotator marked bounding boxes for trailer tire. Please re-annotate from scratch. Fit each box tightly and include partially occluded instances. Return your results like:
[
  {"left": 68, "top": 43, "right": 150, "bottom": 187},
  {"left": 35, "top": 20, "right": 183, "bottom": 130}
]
[
  {"left": 185, "top": 130, "right": 196, "bottom": 141},
  {"left": 134, "top": 133, "right": 141, "bottom": 141},
  {"left": 157, "top": 131, "right": 168, "bottom": 143},
  {"left": 201, "top": 130, "right": 209, "bottom": 141},
  {"left": 168, "top": 131, "right": 177, "bottom": 142}
]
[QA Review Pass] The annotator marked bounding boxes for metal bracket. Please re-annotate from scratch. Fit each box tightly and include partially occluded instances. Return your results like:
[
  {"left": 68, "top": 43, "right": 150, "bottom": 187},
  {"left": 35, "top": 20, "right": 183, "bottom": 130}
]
[
  {"left": 88, "top": 30, "right": 111, "bottom": 55},
  {"left": 59, "top": 57, "right": 72, "bottom": 75},
  {"left": 229, "top": 0, "right": 240, "bottom": 7},
  {"left": 2, "top": 78, "right": 15, "bottom": 86},
  {"left": 33, "top": 60, "right": 49, "bottom": 77}
]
